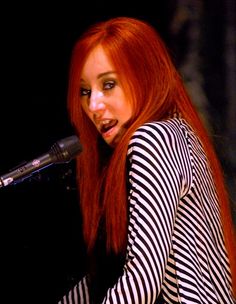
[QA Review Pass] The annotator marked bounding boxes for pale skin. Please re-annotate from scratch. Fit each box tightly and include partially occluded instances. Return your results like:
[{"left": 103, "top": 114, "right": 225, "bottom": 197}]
[{"left": 80, "top": 45, "right": 132, "bottom": 147}]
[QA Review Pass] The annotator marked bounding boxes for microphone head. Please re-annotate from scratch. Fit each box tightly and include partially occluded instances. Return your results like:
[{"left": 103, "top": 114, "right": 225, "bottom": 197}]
[{"left": 50, "top": 135, "right": 82, "bottom": 163}]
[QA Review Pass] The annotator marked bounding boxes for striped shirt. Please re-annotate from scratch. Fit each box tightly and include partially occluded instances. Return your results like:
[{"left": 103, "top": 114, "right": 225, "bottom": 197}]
[{"left": 59, "top": 118, "right": 235, "bottom": 303}]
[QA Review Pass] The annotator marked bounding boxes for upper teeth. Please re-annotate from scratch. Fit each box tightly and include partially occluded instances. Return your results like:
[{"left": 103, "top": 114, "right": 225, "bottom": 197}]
[{"left": 102, "top": 120, "right": 110, "bottom": 124}]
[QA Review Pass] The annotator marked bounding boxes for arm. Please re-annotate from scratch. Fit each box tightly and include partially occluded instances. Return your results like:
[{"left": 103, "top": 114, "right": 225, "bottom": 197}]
[
  {"left": 58, "top": 276, "right": 90, "bottom": 304},
  {"left": 102, "top": 121, "right": 192, "bottom": 303}
]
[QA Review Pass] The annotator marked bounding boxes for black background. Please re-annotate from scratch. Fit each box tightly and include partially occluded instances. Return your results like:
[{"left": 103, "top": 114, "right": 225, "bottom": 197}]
[{"left": 0, "top": 4, "right": 174, "bottom": 303}]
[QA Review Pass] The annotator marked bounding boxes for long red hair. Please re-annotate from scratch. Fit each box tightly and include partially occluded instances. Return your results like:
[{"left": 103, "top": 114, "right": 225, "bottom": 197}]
[{"left": 67, "top": 17, "right": 236, "bottom": 293}]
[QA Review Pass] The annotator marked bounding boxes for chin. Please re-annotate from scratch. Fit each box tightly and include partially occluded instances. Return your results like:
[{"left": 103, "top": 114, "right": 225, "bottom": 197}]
[
  {"left": 110, "top": 133, "right": 124, "bottom": 148},
  {"left": 104, "top": 126, "right": 126, "bottom": 147},
  {"left": 105, "top": 138, "right": 117, "bottom": 148}
]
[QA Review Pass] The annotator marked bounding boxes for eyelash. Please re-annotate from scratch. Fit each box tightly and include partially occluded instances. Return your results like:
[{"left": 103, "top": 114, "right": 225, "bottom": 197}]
[{"left": 80, "top": 80, "right": 116, "bottom": 97}]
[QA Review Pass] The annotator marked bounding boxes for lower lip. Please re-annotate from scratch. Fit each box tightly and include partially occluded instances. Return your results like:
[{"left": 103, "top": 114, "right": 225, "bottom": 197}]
[{"left": 102, "top": 126, "right": 116, "bottom": 138}]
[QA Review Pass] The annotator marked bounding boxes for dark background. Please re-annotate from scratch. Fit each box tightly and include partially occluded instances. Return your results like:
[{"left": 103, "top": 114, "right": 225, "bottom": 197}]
[{"left": 0, "top": 2, "right": 235, "bottom": 303}]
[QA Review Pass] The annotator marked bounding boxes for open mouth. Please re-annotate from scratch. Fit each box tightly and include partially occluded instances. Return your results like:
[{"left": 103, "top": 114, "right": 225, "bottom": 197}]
[{"left": 100, "top": 119, "right": 118, "bottom": 134}]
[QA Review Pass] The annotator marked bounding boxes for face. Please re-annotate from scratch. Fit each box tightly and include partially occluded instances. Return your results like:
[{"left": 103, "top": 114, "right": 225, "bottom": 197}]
[{"left": 80, "top": 46, "right": 132, "bottom": 147}]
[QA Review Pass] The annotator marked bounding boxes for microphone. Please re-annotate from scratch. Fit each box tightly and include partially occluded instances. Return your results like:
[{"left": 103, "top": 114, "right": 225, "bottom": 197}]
[{"left": 0, "top": 135, "right": 82, "bottom": 188}]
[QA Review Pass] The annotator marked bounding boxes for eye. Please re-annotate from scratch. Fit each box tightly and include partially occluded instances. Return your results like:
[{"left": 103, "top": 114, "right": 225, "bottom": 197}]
[
  {"left": 80, "top": 88, "right": 91, "bottom": 97},
  {"left": 103, "top": 80, "right": 116, "bottom": 90}
]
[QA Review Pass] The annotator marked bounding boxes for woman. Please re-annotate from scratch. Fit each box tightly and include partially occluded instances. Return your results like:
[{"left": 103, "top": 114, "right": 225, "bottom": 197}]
[{"left": 59, "top": 17, "right": 236, "bottom": 303}]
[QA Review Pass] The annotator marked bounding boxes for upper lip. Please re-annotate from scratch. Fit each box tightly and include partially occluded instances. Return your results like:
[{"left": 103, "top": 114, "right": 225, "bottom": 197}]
[{"left": 95, "top": 118, "right": 114, "bottom": 132}]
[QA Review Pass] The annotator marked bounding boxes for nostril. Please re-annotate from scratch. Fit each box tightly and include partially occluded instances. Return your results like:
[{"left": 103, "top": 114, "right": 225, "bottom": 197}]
[{"left": 93, "top": 112, "right": 101, "bottom": 120}]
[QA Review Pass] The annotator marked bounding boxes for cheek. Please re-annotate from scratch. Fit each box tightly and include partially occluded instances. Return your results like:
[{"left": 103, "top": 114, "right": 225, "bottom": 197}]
[
  {"left": 81, "top": 102, "right": 90, "bottom": 116},
  {"left": 122, "top": 104, "right": 132, "bottom": 120},
  {"left": 81, "top": 104, "right": 93, "bottom": 123},
  {"left": 119, "top": 95, "right": 132, "bottom": 118},
  {"left": 85, "top": 110, "right": 93, "bottom": 122}
]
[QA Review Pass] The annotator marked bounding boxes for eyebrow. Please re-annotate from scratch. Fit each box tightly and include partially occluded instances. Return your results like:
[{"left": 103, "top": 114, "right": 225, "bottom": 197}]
[
  {"left": 97, "top": 71, "right": 116, "bottom": 79},
  {"left": 80, "top": 71, "right": 117, "bottom": 83}
]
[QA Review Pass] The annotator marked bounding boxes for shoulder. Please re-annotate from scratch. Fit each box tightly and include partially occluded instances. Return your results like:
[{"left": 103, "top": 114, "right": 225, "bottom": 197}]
[
  {"left": 127, "top": 118, "right": 195, "bottom": 196},
  {"left": 128, "top": 118, "right": 189, "bottom": 154}
]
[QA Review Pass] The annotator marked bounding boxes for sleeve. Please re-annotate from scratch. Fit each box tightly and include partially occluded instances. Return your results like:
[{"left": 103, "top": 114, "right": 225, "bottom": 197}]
[
  {"left": 58, "top": 276, "right": 90, "bottom": 304},
  {"left": 102, "top": 123, "right": 192, "bottom": 304}
]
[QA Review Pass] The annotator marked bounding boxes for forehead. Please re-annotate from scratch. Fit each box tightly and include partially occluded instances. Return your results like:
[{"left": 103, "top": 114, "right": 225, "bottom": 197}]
[{"left": 81, "top": 46, "right": 114, "bottom": 80}]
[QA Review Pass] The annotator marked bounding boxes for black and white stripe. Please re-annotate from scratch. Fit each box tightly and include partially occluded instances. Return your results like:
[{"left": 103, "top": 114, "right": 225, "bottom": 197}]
[{"left": 59, "top": 118, "right": 235, "bottom": 304}]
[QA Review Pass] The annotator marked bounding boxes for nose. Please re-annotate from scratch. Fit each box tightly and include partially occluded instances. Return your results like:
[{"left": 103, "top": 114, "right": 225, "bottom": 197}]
[{"left": 88, "top": 90, "right": 105, "bottom": 114}]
